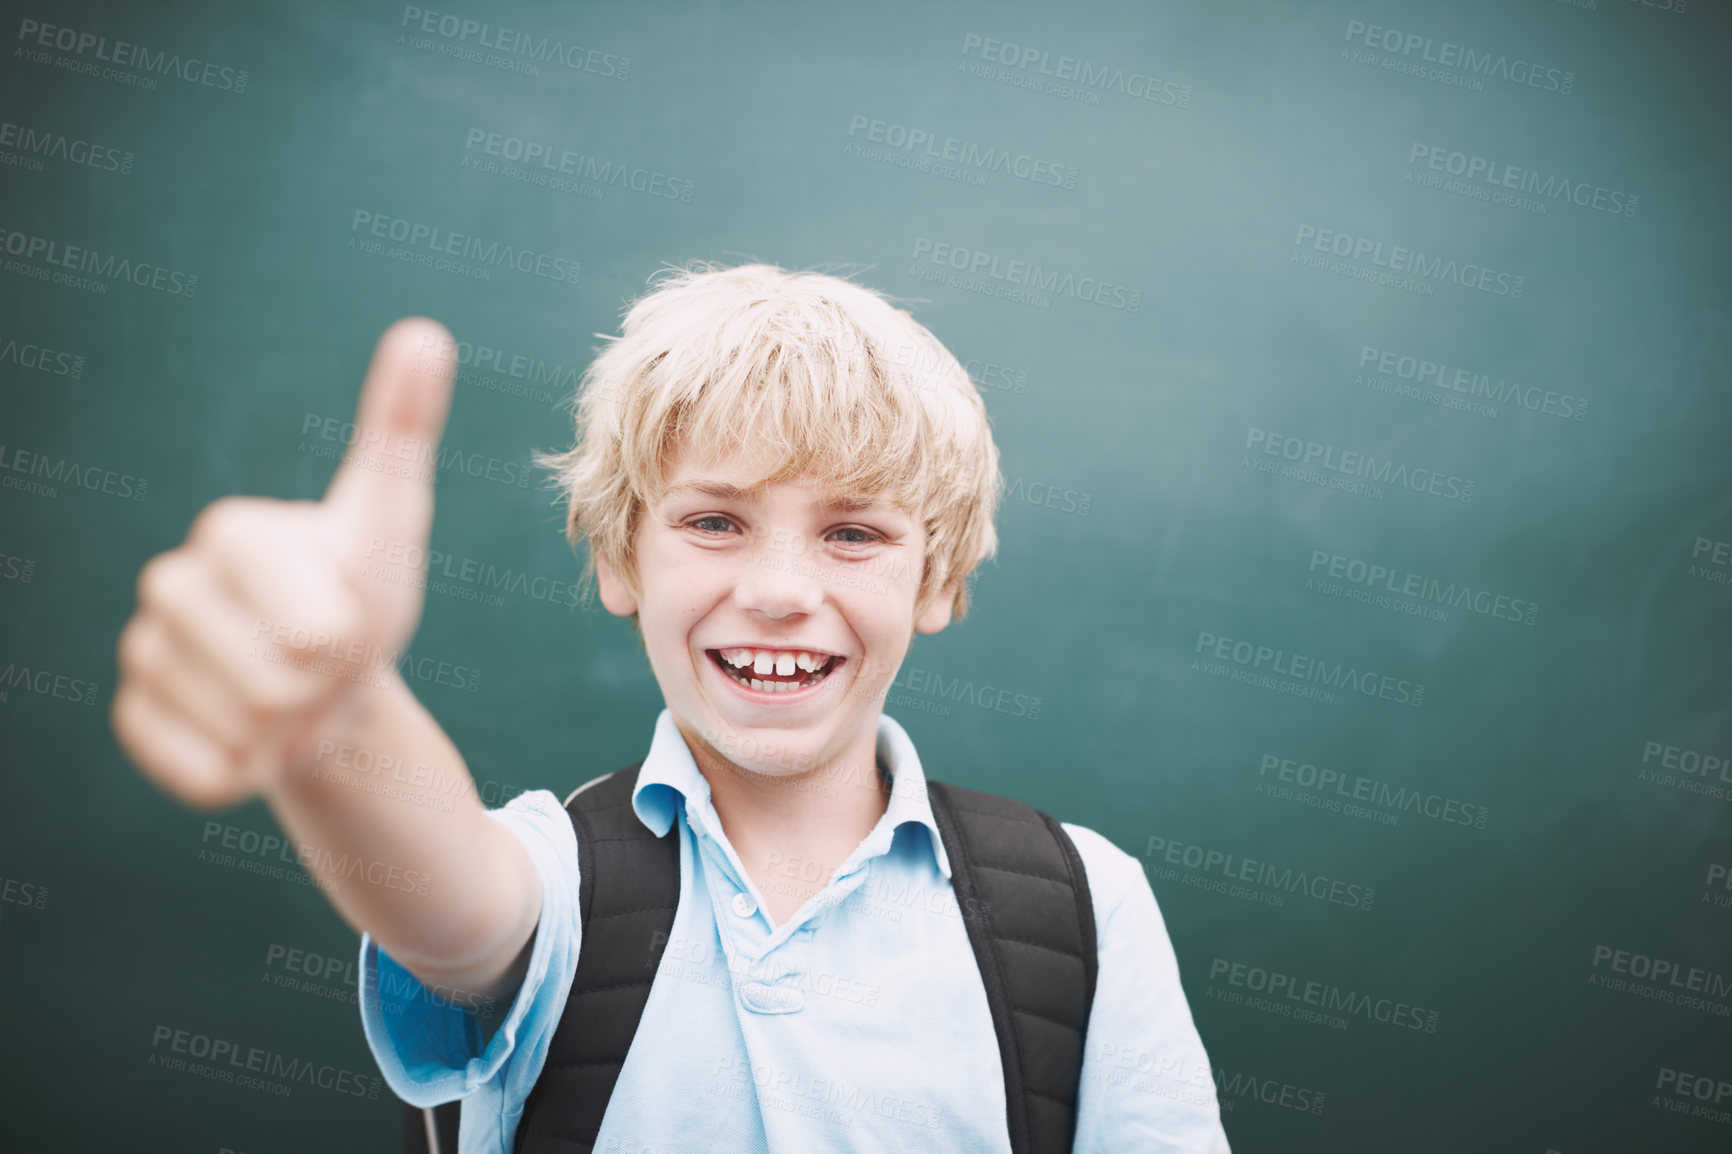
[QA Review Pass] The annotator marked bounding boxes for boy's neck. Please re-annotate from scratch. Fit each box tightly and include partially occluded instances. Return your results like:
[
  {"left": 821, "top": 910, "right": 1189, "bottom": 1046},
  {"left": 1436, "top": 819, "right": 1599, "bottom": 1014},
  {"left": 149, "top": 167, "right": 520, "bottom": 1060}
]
[{"left": 676, "top": 719, "right": 892, "bottom": 890}]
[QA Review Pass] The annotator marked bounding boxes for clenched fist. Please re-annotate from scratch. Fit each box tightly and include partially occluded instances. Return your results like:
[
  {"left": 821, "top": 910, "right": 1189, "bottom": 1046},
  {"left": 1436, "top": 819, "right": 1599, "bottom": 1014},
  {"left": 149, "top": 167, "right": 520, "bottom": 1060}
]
[{"left": 112, "top": 318, "right": 459, "bottom": 808}]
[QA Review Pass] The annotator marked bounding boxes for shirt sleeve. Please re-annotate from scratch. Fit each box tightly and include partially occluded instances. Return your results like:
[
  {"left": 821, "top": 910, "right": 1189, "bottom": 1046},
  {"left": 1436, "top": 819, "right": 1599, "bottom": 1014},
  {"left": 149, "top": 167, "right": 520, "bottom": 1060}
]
[
  {"left": 356, "top": 788, "right": 583, "bottom": 1143},
  {"left": 1064, "top": 822, "right": 1231, "bottom": 1153}
]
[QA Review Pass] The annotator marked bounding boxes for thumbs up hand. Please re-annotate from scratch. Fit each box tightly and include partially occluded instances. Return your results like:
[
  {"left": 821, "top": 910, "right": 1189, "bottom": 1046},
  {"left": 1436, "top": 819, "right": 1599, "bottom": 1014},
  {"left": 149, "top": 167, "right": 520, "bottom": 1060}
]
[{"left": 113, "top": 318, "right": 459, "bottom": 808}]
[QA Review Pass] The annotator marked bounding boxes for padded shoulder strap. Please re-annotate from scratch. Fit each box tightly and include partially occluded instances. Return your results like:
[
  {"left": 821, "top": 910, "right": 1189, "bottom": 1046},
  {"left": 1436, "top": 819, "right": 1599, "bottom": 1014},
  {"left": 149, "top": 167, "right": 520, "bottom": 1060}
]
[
  {"left": 925, "top": 779, "right": 1098, "bottom": 1154},
  {"left": 406, "top": 767, "right": 674, "bottom": 1154},
  {"left": 510, "top": 762, "right": 680, "bottom": 1154}
]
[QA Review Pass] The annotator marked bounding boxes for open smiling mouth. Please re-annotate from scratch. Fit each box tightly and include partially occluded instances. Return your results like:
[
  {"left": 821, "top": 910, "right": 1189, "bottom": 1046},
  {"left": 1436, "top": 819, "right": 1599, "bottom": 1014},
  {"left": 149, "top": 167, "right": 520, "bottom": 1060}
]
[{"left": 706, "top": 648, "right": 844, "bottom": 694}]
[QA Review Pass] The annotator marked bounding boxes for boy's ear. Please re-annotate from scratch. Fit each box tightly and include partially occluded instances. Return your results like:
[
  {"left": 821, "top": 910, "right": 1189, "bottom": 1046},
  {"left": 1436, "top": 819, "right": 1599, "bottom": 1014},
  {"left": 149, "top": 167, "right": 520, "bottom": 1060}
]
[
  {"left": 914, "top": 581, "right": 958, "bottom": 635},
  {"left": 594, "top": 554, "right": 640, "bottom": 619}
]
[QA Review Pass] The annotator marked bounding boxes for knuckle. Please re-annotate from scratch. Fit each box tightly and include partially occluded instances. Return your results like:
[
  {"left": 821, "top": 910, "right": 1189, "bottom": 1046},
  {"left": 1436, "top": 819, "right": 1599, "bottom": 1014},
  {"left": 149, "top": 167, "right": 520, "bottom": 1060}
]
[
  {"left": 137, "top": 550, "right": 207, "bottom": 617},
  {"left": 135, "top": 551, "right": 179, "bottom": 606},
  {"left": 188, "top": 495, "right": 254, "bottom": 545},
  {"left": 115, "top": 615, "right": 158, "bottom": 679},
  {"left": 109, "top": 682, "right": 143, "bottom": 748}
]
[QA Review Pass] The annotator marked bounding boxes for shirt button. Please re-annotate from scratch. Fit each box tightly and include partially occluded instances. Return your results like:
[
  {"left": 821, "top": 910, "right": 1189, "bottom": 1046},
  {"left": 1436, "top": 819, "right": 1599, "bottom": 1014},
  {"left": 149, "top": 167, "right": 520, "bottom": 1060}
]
[{"left": 730, "top": 892, "right": 757, "bottom": 918}]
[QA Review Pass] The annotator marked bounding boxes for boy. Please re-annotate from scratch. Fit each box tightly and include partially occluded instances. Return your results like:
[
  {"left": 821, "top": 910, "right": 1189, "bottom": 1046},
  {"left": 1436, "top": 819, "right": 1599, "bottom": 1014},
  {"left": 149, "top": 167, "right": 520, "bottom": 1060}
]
[{"left": 112, "top": 263, "right": 1229, "bottom": 1151}]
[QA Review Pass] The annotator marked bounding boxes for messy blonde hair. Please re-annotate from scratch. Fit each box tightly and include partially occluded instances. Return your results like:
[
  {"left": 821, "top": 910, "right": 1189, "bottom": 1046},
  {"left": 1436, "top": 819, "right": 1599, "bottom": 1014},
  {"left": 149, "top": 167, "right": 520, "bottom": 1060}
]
[{"left": 533, "top": 261, "right": 1002, "bottom": 620}]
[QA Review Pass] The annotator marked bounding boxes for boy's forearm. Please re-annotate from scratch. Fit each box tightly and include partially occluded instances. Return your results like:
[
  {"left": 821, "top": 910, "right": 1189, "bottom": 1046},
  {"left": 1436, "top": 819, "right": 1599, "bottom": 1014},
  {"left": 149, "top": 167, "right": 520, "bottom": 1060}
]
[{"left": 262, "top": 667, "right": 541, "bottom": 1003}]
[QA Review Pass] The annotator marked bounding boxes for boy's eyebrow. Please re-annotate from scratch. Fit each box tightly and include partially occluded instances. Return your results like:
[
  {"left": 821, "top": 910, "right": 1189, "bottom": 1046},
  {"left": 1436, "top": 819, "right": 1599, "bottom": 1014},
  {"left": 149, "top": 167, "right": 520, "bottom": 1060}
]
[
  {"left": 661, "top": 480, "right": 907, "bottom": 516},
  {"left": 823, "top": 493, "right": 898, "bottom": 514},
  {"left": 663, "top": 480, "right": 756, "bottom": 502}
]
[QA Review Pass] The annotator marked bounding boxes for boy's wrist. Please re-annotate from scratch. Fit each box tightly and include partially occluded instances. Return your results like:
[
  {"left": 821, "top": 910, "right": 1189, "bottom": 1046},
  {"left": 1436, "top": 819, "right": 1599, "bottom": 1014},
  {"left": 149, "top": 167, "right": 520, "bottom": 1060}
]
[{"left": 271, "top": 666, "right": 411, "bottom": 799}]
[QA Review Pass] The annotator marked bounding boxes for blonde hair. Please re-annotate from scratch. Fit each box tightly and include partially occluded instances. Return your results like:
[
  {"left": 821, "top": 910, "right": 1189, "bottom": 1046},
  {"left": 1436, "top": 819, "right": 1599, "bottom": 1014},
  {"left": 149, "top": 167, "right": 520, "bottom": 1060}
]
[{"left": 533, "top": 261, "right": 1002, "bottom": 620}]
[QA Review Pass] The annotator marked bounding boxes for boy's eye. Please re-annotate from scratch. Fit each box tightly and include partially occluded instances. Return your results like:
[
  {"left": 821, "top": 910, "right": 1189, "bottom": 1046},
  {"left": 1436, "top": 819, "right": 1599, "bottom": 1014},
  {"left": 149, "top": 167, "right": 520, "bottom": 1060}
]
[{"left": 682, "top": 517, "right": 881, "bottom": 546}]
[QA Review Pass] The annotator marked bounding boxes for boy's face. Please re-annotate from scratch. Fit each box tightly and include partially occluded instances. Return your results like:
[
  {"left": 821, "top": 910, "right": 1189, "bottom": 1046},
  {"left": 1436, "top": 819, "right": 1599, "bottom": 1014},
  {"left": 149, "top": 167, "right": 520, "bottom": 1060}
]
[{"left": 594, "top": 441, "right": 955, "bottom": 783}]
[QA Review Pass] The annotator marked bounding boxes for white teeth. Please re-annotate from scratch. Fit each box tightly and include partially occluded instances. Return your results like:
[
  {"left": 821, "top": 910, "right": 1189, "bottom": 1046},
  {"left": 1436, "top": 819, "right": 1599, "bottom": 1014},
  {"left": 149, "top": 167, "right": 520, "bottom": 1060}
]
[{"left": 714, "top": 647, "right": 837, "bottom": 691}]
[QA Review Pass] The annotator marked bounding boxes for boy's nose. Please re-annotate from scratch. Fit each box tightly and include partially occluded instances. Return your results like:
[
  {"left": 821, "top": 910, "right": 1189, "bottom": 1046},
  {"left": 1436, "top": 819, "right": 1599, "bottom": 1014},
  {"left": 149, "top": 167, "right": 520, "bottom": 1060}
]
[{"left": 733, "top": 541, "right": 825, "bottom": 618}]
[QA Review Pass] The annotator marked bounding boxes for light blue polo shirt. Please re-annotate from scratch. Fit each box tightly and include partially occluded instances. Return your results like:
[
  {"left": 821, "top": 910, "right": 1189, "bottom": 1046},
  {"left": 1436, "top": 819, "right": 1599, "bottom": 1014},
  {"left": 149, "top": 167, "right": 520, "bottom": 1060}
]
[{"left": 358, "top": 711, "right": 1230, "bottom": 1152}]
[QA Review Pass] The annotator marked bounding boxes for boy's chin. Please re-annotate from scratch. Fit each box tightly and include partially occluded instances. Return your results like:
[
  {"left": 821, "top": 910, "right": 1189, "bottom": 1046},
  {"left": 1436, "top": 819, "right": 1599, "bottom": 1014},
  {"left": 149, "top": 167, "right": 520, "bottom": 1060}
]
[{"left": 683, "top": 702, "right": 860, "bottom": 771}]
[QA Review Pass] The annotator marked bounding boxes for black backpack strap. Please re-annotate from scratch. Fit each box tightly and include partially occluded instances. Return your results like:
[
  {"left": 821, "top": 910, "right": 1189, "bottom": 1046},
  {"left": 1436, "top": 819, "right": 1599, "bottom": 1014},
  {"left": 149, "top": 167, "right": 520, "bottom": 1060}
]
[
  {"left": 926, "top": 779, "right": 1098, "bottom": 1154},
  {"left": 399, "top": 763, "right": 679, "bottom": 1154},
  {"left": 513, "top": 761, "right": 679, "bottom": 1153}
]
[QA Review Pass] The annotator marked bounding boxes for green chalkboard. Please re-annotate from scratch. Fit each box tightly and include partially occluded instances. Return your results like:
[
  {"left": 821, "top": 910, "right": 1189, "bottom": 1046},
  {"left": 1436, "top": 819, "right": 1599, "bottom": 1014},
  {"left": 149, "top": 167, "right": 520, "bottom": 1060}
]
[{"left": 2, "top": 0, "right": 1728, "bottom": 1150}]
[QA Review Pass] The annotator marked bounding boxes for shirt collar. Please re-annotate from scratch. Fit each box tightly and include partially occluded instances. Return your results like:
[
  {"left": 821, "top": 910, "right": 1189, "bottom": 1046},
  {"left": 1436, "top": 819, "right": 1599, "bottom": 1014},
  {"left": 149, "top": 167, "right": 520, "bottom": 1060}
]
[{"left": 628, "top": 709, "right": 951, "bottom": 879}]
